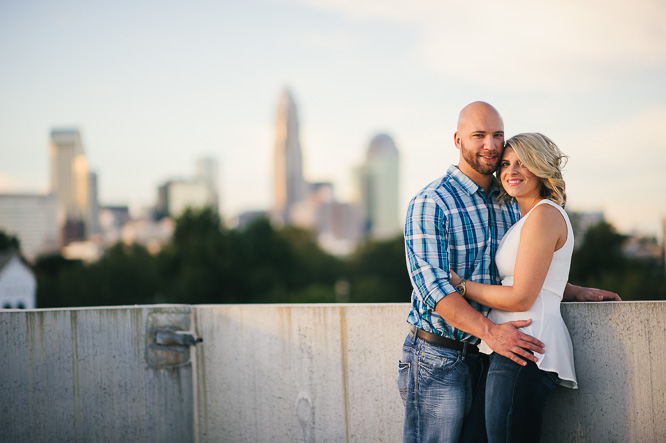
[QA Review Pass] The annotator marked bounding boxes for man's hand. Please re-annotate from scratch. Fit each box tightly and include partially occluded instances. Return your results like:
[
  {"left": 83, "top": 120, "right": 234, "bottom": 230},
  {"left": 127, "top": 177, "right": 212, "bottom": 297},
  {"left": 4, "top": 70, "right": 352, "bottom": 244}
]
[
  {"left": 564, "top": 283, "right": 621, "bottom": 302},
  {"left": 484, "top": 320, "right": 545, "bottom": 366},
  {"left": 575, "top": 286, "right": 621, "bottom": 301}
]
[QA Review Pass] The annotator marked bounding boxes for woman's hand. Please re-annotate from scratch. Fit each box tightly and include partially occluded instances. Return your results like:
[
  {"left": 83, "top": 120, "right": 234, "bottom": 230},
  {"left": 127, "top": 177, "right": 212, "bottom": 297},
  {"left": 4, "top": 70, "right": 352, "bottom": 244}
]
[{"left": 450, "top": 270, "right": 462, "bottom": 286}]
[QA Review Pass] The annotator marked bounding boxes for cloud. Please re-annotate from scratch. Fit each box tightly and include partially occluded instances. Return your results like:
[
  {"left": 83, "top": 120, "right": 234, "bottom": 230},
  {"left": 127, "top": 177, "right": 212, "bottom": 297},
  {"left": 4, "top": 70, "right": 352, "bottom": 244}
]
[
  {"left": 291, "top": 0, "right": 666, "bottom": 91},
  {"left": 285, "top": 29, "right": 360, "bottom": 52},
  {"left": 563, "top": 106, "right": 666, "bottom": 234}
]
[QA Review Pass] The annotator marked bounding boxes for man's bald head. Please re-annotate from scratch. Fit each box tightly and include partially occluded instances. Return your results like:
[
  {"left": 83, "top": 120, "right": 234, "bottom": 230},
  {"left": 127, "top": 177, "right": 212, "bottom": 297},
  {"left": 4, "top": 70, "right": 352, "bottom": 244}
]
[
  {"left": 457, "top": 101, "right": 504, "bottom": 132},
  {"left": 454, "top": 102, "right": 505, "bottom": 190}
]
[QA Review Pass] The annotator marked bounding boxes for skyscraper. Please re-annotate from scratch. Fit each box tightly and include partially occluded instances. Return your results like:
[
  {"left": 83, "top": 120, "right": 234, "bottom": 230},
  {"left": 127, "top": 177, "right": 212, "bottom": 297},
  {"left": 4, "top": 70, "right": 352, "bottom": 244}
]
[
  {"left": 195, "top": 157, "right": 220, "bottom": 213},
  {"left": 0, "top": 193, "right": 59, "bottom": 260},
  {"left": 156, "top": 179, "right": 216, "bottom": 218},
  {"left": 50, "top": 128, "right": 89, "bottom": 245},
  {"left": 273, "top": 88, "right": 306, "bottom": 224},
  {"left": 87, "top": 171, "right": 101, "bottom": 237},
  {"left": 358, "top": 133, "right": 401, "bottom": 239}
]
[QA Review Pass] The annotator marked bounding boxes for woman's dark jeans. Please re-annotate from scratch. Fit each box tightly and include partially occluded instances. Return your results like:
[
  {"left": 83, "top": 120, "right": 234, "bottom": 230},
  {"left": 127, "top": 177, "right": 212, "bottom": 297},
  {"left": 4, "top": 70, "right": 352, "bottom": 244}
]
[{"left": 485, "top": 352, "right": 559, "bottom": 443}]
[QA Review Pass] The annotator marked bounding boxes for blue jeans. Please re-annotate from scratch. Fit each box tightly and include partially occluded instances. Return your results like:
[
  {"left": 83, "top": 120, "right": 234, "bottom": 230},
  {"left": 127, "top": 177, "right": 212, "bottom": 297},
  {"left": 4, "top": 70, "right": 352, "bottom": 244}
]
[
  {"left": 398, "top": 333, "right": 489, "bottom": 443},
  {"left": 484, "top": 353, "right": 559, "bottom": 443}
]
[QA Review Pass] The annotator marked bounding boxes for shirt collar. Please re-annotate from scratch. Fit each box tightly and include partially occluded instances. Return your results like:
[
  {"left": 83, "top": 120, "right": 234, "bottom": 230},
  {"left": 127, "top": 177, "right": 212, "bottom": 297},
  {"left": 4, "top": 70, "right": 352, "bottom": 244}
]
[{"left": 447, "top": 165, "right": 500, "bottom": 197}]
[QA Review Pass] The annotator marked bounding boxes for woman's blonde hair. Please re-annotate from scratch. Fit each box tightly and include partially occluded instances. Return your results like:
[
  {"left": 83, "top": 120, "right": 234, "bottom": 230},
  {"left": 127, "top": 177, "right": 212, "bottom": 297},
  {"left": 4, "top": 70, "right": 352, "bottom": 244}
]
[{"left": 498, "top": 133, "right": 568, "bottom": 207}]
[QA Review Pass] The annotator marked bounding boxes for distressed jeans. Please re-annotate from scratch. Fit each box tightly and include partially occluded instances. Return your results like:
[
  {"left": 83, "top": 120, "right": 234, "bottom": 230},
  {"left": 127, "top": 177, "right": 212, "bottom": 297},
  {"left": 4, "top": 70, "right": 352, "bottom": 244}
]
[
  {"left": 398, "top": 333, "right": 489, "bottom": 443},
  {"left": 484, "top": 352, "right": 559, "bottom": 443}
]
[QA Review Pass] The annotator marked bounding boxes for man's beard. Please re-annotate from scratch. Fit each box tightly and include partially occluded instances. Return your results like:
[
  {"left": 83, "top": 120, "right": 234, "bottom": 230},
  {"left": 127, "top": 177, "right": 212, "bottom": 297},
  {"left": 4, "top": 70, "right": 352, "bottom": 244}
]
[{"left": 460, "top": 140, "right": 499, "bottom": 176}]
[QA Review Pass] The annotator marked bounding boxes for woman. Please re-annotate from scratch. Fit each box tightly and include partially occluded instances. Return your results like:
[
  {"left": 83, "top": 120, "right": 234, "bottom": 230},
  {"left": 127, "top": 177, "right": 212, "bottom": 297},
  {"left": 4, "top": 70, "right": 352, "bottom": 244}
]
[{"left": 450, "top": 133, "right": 577, "bottom": 442}]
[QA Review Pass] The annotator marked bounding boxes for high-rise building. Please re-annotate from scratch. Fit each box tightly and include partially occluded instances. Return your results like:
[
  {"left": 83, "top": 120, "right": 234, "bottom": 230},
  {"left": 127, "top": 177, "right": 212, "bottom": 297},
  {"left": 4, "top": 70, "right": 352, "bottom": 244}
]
[
  {"left": 87, "top": 171, "right": 101, "bottom": 237},
  {"left": 290, "top": 182, "right": 363, "bottom": 256},
  {"left": 273, "top": 88, "right": 306, "bottom": 224},
  {"left": 0, "top": 193, "right": 59, "bottom": 260},
  {"left": 50, "top": 128, "right": 89, "bottom": 245},
  {"left": 357, "top": 133, "right": 401, "bottom": 239},
  {"left": 156, "top": 180, "right": 216, "bottom": 218},
  {"left": 195, "top": 157, "right": 220, "bottom": 213}
]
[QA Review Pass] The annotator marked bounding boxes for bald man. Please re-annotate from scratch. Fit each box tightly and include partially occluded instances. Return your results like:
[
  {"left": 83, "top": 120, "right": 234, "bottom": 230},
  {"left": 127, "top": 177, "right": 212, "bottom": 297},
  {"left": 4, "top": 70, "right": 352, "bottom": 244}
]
[{"left": 398, "top": 102, "right": 619, "bottom": 442}]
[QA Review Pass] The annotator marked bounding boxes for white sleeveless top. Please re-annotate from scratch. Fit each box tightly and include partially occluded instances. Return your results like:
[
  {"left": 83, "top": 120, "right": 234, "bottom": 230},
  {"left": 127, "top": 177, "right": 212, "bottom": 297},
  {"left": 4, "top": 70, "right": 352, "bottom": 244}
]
[{"left": 480, "top": 199, "right": 578, "bottom": 389}]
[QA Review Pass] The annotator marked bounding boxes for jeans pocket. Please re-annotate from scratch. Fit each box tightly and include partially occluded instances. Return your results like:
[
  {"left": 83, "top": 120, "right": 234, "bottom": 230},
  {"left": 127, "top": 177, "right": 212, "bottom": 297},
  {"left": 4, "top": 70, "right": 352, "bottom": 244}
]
[{"left": 398, "top": 361, "right": 410, "bottom": 405}]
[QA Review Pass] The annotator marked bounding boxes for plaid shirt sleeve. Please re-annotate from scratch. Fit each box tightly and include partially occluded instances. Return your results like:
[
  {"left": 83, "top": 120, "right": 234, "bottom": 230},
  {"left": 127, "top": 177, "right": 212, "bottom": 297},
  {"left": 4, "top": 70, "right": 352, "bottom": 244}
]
[{"left": 404, "top": 193, "right": 458, "bottom": 312}]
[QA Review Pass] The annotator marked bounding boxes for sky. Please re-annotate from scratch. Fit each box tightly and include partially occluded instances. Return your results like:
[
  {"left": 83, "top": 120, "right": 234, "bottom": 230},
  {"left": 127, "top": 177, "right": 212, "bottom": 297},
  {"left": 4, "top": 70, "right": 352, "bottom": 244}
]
[{"left": 1, "top": 0, "right": 665, "bottom": 238}]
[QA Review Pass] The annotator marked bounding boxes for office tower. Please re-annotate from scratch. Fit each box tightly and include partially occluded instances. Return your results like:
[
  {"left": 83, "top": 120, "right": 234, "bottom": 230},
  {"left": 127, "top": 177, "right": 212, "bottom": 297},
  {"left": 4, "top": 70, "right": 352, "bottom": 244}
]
[
  {"left": 195, "top": 157, "right": 220, "bottom": 212},
  {"left": 50, "top": 128, "right": 89, "bottom": 245},
  {"left": 156, "top": 180, "right": 216, "bottom": 218},
  {"left": 87, "top": 172, "right": 101, "bottom": 237},
  {"left": 273, "top": 88, "right": 306, "bottom": 224},
  {"left": 290, "top": 182, "right": 362, "bottom": 256},
  {"left": 358, "top": 134, "right": 401, "bottom": 239},
  {"left": 0, "top": 193, "right": 59, "bottom": 260}
]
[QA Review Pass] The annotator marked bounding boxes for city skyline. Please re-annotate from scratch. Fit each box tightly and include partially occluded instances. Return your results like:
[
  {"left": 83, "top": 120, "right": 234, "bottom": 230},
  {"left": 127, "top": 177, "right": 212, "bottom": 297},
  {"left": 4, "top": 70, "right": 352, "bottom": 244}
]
[{"left": 1, "top": 1, "right": 665, "bottom": 238}]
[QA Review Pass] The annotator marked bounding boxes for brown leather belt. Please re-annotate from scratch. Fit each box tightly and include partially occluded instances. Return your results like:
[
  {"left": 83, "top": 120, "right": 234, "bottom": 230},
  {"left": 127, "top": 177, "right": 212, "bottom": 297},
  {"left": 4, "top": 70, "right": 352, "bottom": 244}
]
[{"left": 410, "top": 326, "right": 479, "bottom": 355}]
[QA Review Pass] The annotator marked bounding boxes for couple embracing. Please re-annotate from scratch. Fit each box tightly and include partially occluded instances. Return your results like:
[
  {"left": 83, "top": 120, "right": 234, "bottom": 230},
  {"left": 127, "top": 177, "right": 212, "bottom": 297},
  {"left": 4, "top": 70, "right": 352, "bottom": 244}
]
[{"left": 398, "top": 102, "right": 620, "bottom": 443}]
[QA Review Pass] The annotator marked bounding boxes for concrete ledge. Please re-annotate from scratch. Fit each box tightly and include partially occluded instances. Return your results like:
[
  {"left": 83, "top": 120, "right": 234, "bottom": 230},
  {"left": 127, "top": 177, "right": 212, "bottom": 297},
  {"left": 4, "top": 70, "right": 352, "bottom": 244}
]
[
  {"left": 544, "top": 302, "right": 666, "bottom": 442},
  {"left": 193, "top": 302, "right": 666, "bottom": 442},
  {"left": 1, "top": 302, "right": 665, "bottom": 442},
  {"left": 0, "top": 305, "right": 196, "bottom": 443}
]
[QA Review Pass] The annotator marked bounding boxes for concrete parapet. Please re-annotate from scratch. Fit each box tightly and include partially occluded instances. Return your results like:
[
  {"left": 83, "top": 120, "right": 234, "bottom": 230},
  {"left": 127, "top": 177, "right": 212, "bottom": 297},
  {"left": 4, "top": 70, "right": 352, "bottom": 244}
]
[
  {"left": 193, "top": 303, "right": 407, "bottom": 442},
  {"left": 0, "top": 305, "right": 197, "bottom": 443},
  {"left": 1, "top": 301, "right": 664, "bottom": 442},
  {"left": 543, "top": 302, "right": 666, "bottom": 442}
]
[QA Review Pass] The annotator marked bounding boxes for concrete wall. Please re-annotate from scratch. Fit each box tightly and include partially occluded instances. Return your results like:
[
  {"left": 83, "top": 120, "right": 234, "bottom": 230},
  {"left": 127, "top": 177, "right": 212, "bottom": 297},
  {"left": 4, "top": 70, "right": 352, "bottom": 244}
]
[
  {"left": 543, "top": 302, "right": 666, "bottom": 442},
  {"left": 0, "top": 305, "right": 197, "bottom": 443},
  {"left": 193, "top": 304, "right": 406, "bottom": 442},
  {"left": 1, "top": 302, "right": 665, "bottom": 442}
]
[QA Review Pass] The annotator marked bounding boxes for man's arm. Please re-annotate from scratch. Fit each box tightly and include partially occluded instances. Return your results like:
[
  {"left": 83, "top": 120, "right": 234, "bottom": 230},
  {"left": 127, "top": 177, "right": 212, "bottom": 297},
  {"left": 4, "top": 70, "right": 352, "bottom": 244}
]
[
  {"left": 405, "top": 192, "right": 544, "bottom": 366},
  {"left": 563, "top": 283, "right": 621, "bottom": 301},
  {"left": 434, "top": 292, "right": 544, "bottom": 366}
]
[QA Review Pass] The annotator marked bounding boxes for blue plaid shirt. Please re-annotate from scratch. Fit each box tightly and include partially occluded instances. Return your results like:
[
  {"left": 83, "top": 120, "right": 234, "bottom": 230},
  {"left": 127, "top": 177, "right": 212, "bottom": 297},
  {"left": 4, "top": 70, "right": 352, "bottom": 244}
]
[{"left": 405, "top": 165, "right": 520, "bottom": 343}]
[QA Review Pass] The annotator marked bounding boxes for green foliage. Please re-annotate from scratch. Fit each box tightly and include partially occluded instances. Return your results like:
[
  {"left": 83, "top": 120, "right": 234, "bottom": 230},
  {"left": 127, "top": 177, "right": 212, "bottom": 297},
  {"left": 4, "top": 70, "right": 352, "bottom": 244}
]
[
  {"left": 90, "top": 243, "right": 161, "bottom": 306},
  {"left": 346, "top": 235, "right": 412, "bottom": 303},
  {"left": 34, "top": 254, "right": 86, "bottom": 308},
  {"left": 569, "top": 221, "right": 666, "bottom": 301},
  {"left": 159, "top": 207, "right": 233, "bottom": 304},
  {"left": 32, "top": 211, "right": 664, "bottom": 307},
  {"left": 33, "top": 208, "right": 346, "bottom": 307},
  {"left": 570, "top": 222, "right": 627, "bottom": 282},
  {"left": 0, "top": 231, "right": 21, "bottom": 252}
]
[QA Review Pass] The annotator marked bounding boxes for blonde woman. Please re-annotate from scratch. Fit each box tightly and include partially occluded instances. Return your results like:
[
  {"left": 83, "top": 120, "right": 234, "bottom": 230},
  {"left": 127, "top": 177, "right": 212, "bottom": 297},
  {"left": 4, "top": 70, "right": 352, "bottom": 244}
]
[{"left": 450, "top": 133, "right": 577, "bottom": 442}]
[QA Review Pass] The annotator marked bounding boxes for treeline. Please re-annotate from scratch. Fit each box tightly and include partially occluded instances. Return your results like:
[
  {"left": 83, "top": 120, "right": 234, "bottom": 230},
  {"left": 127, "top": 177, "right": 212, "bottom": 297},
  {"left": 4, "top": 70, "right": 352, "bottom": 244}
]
[
  {"left": 33, "top": 208, "right": 413, "bottom": 308},
  {"left": 568, "top": 221, "right": 666, "bottom": 301},
  {"left": 3, "top": 207, "right": 665, "bottom": 308}
]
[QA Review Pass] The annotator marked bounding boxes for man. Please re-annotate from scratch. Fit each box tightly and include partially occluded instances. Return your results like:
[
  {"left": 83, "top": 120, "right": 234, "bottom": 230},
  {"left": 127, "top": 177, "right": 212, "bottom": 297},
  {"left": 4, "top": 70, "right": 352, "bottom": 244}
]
[{"left": 398, "top": 101, "right": 620, "bottom": 443}]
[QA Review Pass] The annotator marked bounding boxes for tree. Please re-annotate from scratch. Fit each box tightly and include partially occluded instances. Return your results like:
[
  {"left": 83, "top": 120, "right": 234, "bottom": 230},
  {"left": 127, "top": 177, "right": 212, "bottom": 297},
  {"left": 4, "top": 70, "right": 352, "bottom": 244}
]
[
  {"left": 0, "top": 230, "right": 20, "bottom": 252},
  {"left": 569, "top": 221, "right": 666, "bottom": 300},
  {"left": 158, "top": 207, "right": 233, "bottom": 304},
  {"left": 570, "top": 222, "right": 627, "bottom": 283},
  {"left": 346, "top": 235, "right": 412, "bottom": 303},
  {"left": 34, "top": 253, "right": 87, "bottom": 308}
]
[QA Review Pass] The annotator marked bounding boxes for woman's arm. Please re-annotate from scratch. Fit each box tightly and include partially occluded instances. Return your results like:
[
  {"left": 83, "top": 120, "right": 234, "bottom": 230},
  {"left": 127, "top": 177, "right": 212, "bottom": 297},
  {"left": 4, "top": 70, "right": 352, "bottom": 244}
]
[{"left": 451, "top": 204, "right": 567, "bottom": 311}]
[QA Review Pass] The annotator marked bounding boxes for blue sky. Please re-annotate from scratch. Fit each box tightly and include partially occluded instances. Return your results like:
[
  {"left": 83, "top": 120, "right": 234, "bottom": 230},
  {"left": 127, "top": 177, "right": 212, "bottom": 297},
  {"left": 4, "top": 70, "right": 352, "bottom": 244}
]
[{"left": 1, "top": 0, "right": 665, "bottom": 237}]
